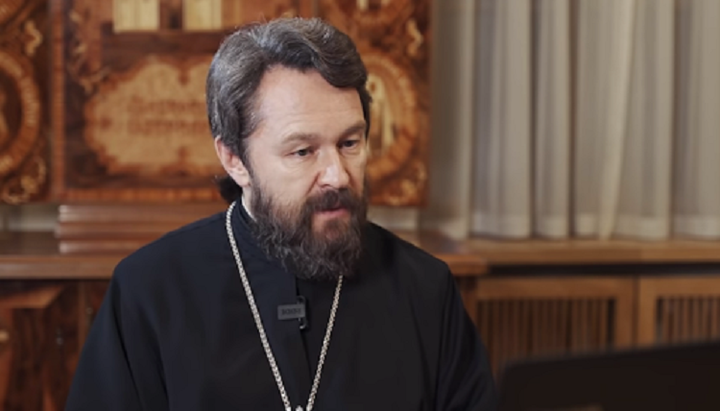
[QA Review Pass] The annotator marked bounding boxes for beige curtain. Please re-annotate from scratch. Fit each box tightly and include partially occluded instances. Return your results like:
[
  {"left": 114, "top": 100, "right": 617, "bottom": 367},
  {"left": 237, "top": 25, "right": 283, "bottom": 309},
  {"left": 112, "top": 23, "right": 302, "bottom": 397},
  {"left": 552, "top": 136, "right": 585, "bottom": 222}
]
[
  {"left": 471, "top": 0, "right": 532, "bottom": 238},
  {"left": 574, "top": 0, "right": 635, "bottom": 239},
  {"left": 614, "top": 0, "right": 674, "bottom": 240},
  {"left": 421, "top": 0, "right": 478, "bottom": 238},
  {"left": 533, "top": 0, "right": 570, "bottom": 238},
  {"left": 673, "top": 0, "right": 720, "bottom": 239},
  {"left": 449, "top": 0, "right": 720, "bottom": 241}
]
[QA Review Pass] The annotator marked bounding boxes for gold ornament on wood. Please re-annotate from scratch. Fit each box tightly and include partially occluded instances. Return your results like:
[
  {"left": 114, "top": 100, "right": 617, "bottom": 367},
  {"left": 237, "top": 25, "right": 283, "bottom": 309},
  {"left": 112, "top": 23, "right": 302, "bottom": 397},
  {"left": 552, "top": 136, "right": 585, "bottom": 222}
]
[{"left": 0, "top": 0, "right": 51, "bottom": 204}]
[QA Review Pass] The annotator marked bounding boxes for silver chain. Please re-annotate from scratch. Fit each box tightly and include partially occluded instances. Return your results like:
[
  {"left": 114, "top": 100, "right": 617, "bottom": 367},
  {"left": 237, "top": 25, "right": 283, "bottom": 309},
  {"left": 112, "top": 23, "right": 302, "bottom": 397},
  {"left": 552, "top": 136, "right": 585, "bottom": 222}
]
[{"left": 225, "top": 201, "right": 343, "bottom": 411}]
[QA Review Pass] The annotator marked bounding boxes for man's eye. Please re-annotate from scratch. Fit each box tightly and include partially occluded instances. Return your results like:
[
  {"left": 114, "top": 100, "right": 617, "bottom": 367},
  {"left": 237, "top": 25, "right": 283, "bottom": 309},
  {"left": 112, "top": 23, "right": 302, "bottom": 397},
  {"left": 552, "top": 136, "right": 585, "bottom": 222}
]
[
  {"left": 294, "top": 148, "right": 311, "bottom": 157},
  {"left": 342, "top": 140, "right": 359, "bottom": 148}
]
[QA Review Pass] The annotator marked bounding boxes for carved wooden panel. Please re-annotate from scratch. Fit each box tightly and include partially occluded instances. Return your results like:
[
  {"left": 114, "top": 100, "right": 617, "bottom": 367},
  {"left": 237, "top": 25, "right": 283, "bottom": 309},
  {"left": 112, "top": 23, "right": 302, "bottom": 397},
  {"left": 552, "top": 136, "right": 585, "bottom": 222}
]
[
  {"left": 0, "top": 283, "right": 79, "bottom": 411},
  {"left": 472, "top": 277, "right": 635, "bottom": 378},
  {"left": 319, "top": 0, "right": 431, "bottom": 206},
  {"left": 637, "top": 276, "right": 720, "bottom": 345},
  {"left": 0, "top": 0, "right": 49, "bottom": 204},
  {"left": 51, "top": 0, "right": 312, "bottom": 202}
]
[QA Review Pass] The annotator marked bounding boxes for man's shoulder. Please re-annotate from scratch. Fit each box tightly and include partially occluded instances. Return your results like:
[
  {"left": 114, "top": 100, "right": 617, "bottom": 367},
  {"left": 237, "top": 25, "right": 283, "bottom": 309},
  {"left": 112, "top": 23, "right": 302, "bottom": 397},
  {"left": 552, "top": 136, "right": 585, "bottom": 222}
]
[
  {"left": 113, "top": 212, "right": 225, "bottom": 285},
  {"left": 367, "top": 222, "right": 451, "bottom": 280}
]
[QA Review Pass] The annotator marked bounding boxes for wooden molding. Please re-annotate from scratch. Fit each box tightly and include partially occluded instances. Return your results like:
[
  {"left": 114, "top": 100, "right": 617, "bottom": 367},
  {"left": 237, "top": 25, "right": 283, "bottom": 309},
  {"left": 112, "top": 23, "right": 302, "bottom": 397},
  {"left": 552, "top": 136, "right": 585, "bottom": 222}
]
[
  {"left": 54, "top": 202, "right": 226, "bottom": 253},
  {"left": 466, "top": 238, "right": 720, "bottom": 265}
]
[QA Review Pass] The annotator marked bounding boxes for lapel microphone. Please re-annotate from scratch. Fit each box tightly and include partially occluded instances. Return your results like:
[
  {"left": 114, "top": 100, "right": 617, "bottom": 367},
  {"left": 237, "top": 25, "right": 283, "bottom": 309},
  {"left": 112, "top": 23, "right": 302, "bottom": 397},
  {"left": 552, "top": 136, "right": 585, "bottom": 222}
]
[{"left": 277, "top": 295, "right": 308, "bottom": 330}]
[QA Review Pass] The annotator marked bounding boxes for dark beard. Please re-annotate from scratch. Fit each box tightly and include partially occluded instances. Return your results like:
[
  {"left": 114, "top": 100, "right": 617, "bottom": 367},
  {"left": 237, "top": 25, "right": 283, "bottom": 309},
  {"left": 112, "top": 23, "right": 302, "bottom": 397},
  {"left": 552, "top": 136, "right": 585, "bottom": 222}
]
[{"left": 248, "top": 183, "right": 368, "bottom": 282}]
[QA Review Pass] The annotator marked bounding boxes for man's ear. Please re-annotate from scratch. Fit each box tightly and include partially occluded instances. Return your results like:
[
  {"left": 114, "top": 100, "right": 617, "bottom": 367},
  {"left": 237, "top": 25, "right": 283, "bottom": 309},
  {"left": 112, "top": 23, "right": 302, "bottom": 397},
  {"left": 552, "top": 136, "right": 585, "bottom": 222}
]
[{"left": 214, "top": 137, "right": 251, "bottom": 188}]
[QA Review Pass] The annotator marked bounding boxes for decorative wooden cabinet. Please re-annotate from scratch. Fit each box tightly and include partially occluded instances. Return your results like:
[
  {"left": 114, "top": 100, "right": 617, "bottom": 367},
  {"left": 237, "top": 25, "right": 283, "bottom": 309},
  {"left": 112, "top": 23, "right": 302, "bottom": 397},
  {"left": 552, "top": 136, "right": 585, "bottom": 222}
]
[
  {"left": 637, "top": 276, "right": 720, "bottom": 346},
  {"left": 77, "top": 281, "right": 110, "bottom": 344},
  {"left": 0, "top": 284, "right": 79, "bottom": 411},
  {"left": 470, "top": 277, "right": 635, "bottom": 378},
  {"left": 0, "top": 280, "right": 117, "bottom": 410}
]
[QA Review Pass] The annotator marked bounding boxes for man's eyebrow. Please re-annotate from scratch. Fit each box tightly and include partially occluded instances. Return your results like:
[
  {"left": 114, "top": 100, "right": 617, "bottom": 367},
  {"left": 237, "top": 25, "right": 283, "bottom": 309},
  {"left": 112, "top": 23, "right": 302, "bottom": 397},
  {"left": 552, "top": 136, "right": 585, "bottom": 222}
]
[
  {"left": 279, "top": 121, "right": 367, "bottom": 146},
  {"left": 340, "top": 121, "right": 368, "bottom": 139},
  {"left": 280, "top": 132, "right": 319, "bottom": 146}
]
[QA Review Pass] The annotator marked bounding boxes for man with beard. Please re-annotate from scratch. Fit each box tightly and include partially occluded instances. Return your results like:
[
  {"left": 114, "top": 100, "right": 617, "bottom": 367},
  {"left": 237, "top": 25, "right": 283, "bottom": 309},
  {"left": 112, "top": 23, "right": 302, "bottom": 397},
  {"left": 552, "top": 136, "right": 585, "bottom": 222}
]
[{"left": 66, "top": 17, "right": 496, "bottom": 411}]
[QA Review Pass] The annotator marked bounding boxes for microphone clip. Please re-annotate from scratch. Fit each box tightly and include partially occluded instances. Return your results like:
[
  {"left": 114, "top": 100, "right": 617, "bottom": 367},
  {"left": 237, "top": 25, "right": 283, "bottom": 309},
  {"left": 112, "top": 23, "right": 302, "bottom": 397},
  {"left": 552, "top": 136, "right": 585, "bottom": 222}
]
[{"left": 277, "top": 295, "right": 308, "bottom": 330}]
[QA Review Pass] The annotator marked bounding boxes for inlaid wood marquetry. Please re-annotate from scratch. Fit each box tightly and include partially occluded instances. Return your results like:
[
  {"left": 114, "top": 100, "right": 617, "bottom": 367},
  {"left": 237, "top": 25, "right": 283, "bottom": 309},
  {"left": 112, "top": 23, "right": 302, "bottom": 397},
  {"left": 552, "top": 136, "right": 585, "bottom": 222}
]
[
  {"left": 51, "top": 0, "right": 313, "bottom": 203},
  {"left": 319, "top": 0, "right": 430, "bottom": 206},
  {"left": 0, "top": 0, "right": 49, "bottom": 204},
  {"left": 51, "top": 0, "right": 430, "bottom": 206}
]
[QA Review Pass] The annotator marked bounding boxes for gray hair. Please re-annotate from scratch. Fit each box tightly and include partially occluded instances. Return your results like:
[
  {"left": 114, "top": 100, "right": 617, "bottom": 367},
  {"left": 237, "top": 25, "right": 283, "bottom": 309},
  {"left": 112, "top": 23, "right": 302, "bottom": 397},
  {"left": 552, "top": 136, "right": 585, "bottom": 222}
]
[{"left": 206, "top": 17, "right": 372, "bottom": 203}]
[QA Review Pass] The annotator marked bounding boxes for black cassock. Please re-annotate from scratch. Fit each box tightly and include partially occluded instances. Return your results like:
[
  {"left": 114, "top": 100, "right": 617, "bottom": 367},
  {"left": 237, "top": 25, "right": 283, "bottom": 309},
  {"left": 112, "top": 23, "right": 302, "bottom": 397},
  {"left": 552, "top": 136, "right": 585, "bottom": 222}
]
[{"left": 66, "top": 204, "right": 497, "bottom": 410}]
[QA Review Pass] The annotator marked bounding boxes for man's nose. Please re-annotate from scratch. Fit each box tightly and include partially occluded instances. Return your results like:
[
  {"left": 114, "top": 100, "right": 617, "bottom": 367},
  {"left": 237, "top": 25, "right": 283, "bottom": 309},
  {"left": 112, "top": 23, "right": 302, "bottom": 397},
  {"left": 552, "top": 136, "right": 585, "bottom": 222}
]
[{"left": 317, "top": 149, "right": 350, "bottom": 189}]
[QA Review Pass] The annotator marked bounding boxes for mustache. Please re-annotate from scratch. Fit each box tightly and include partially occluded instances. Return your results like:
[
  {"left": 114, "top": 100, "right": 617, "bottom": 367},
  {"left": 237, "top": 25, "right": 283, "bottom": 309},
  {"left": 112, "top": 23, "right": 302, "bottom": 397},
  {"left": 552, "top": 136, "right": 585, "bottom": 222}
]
[{"left": 305, "top": 188, "right": 360, "bottom": 213}]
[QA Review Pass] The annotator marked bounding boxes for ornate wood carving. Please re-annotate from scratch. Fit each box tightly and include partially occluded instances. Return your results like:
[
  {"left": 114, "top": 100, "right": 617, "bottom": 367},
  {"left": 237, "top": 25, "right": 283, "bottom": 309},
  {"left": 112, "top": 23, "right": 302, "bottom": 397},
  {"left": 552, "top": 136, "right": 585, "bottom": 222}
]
[
  {"left": 52, "top": 0, "right": 429, "bottom": 205},
  {"left": 319, "top": 0, "right": 431, "bottom": 206},
  {"left": 0, "top": 0, "right": 49, "bottom": 204},
  {"left": 51, "top": 0, "right": 312, "bottom": 202}
]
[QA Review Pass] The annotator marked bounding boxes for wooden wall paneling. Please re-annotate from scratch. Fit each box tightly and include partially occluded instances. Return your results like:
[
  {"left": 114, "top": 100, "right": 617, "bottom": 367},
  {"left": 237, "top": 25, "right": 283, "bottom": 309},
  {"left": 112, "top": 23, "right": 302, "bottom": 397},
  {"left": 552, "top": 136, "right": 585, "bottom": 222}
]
[
  {"left": 42, "top": 283, "right": 80, "bottom": 411},
  {"left": 637, "top": 276, "right": 720, "bottom": 346},
  {"left": 318, "top": 0, "right": 431, "bottom": 206},
  {"left": 475, "top": 277, "right": 635, "bottom": 377},
  {"left": 712, "top": 298, "right": 720, "bottom": 338},
  {"left": 78, "top": 281, "right": 110, "bottom": 345},
  {"left": 511, "top": 300, "right": 521, "bottom": 361},
  {"left": 50, "top": 0, "right": 312, "bottom": 203},
  {"left": 529, "top": 300, "right": 540, "bottom": 355},
  {"left": 0, "top": 0, "right": 50, "bottom": 204},
  {"left": 0, "top": 283, "right": 79, "bottom": 411},
  {"left": 671, "top": 298, "right": 681, "bottom": 342},
  {"left": 55, "top": 202, "right": 226, "bottom": 253},
  {"left": 502, "top": 301, "right": 512, "bottom": 361}
]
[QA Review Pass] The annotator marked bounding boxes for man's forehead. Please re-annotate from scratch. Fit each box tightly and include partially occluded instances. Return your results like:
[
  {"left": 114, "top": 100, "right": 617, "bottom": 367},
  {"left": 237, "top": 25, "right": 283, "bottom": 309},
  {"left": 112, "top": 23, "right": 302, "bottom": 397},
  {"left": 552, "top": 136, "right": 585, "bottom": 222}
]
[{"left": 251, "top": 66, "right": 364, "bottom": 140}]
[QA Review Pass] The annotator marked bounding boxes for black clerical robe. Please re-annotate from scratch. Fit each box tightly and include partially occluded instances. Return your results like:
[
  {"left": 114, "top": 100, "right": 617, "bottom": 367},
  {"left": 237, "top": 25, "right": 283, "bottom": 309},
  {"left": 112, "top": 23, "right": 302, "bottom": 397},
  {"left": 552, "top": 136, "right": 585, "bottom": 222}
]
[{"left": 66, "top": 204, "right": 497, "bottom": 410}]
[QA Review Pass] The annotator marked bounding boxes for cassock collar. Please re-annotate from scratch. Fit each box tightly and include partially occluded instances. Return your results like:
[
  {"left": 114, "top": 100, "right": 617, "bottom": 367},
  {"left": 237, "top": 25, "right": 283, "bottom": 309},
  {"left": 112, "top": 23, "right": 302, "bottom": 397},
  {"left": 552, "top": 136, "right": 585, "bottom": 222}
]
[{"left": 241, "top": 194, "right": 254, "bottom": 220}]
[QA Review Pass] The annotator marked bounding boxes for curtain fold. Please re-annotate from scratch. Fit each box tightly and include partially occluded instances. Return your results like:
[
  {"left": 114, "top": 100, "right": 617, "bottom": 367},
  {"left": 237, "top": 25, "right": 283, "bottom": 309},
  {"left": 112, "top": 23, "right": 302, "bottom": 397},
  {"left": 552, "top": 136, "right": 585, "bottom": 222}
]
[
  {"left": 673, "top": 0, "right": 720, "bottom": 239},
  {"left": 533, "top": 0, "right": 571, "bottom": 238},
  {"left": 574, "top": 0, "right": 636, "bottom": 239},
  {"left": 420, "top": 0, "right": 477, "bottom": 239},
  {"left": 472, "top": 0, "right": 532, "bottom": 238},
  {"left": 614, "top": 0, "right": 674, "bottom": 240}
]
